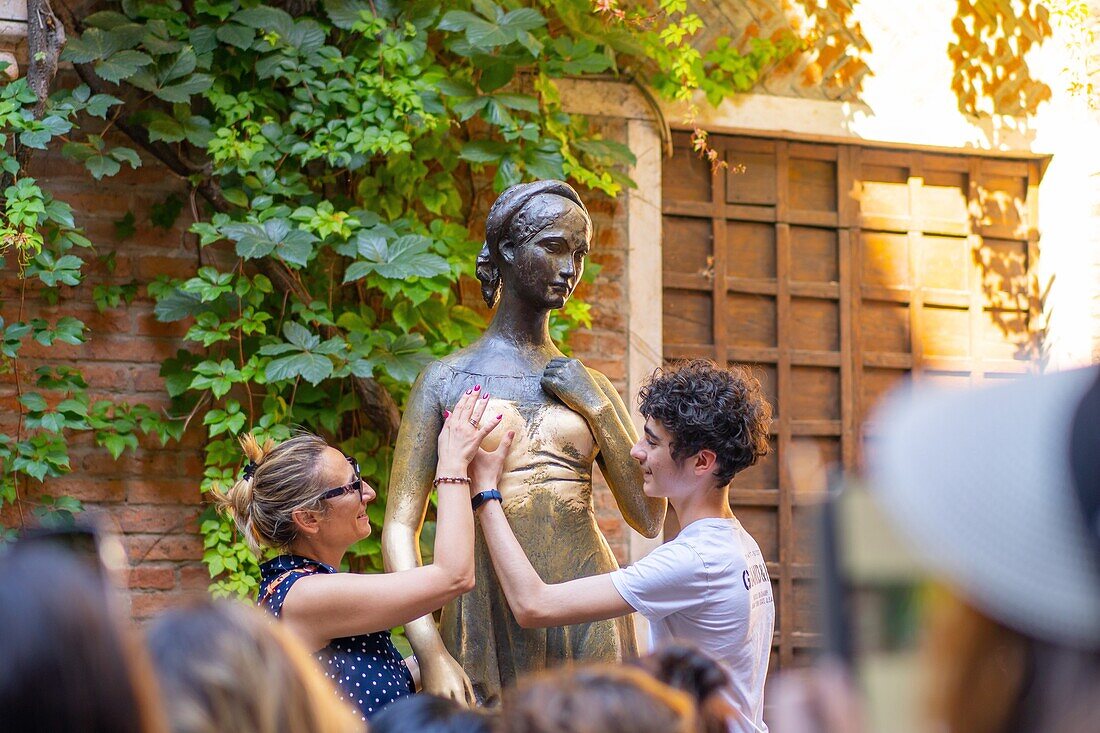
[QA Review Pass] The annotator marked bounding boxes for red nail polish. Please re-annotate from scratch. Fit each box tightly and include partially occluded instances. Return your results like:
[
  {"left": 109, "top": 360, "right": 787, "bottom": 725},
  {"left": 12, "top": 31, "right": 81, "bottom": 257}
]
[
  {"left": 496, "top": 414, "right": 503, "bottom": 420},
  {"left": 482, "top": 392, "right": 490, "bottom": 400},
  {"left": 465, "top": 388, "right": 472, "bottom": 395},
  {"left": 444, "top": 410, "right": 451, "bottom": 418},
  {"left": 474, "top": 384, "right": 481, "bottom": 392}
]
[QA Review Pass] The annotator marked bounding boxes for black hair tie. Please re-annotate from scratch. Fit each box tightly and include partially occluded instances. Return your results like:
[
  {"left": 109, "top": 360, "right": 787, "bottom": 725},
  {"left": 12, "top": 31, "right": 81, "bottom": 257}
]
[{"left": 242, "top": 461, "right": 259, "bottom": 481}]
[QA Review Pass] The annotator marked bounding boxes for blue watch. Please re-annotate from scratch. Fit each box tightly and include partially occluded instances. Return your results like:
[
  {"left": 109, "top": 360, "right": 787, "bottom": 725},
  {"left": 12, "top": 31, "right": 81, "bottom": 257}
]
[{"left": 471, "top": 489, "right": 502, "bottom": 512}]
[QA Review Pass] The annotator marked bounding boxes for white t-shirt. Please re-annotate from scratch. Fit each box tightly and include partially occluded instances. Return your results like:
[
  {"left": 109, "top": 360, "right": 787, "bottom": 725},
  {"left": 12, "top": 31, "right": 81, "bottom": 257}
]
[{"left": 610, "top": 517, "right": 775, "bottom": 733}]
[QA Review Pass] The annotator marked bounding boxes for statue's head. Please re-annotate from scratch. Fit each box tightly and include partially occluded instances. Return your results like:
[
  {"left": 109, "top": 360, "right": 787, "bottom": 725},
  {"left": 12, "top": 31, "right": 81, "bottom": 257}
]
[{"left": 477, "top": 180, "right": 593, "bottom": 310}]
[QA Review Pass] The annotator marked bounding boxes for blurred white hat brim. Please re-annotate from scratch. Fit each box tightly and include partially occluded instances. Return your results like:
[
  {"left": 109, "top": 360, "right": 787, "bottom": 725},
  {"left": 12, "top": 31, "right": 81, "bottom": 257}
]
[{"left": 868, "top": 366, "right": 1100, "bottom": 648}]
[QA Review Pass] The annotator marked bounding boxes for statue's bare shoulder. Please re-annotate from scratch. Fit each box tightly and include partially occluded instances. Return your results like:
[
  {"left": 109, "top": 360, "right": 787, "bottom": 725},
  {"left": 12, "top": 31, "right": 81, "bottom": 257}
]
[{"left": 407, "top": 359, "right": 453, "bottom": 412}]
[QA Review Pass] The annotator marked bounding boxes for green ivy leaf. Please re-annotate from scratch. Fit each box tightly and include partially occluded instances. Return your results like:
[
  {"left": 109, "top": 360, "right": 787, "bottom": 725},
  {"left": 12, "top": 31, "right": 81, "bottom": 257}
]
[
  {"left": 153, "top": 287, "right": 205, "bottom": 322},
  {"left": 324, "top": 0, "right": 373, "bottom": 30},
  {"left": 94, "top": 49, "right": 153, "bottom": 84},
  {"left": 215, "top": 23, "right": 256, "bottom": 50},
  {"left": 282, "top": 321, "right": 319, "bottom": 350},
  {"left": 478, "top": 61, "right": 514, "bottom": 92},
  {"left": 146, "top": 112, "right": 186, "bottom": 143},
  {"left": 85, "top": 93, "right": 123, "bottom": 118},
  {"left": 225, "top": 219, "right": 317, "bottom": 266},
  {"left": 19, "top": 392, "right": 48, "bottom": 412},
  {"left": 61, "top": 28, "right": 118, "bottom": 64},
  {"left": 392, "top": 300, "right": 419, "bottom": 332},
  {"left": 266, "top": 352, "right": 333, "bottom": 385},
  {"left": 344, "top": 233, "right": 449, "bottom": 282},
  {"left": 374, "top": 332, "right": 432, "bottom": 383},
  {"left": 155, "top": 74, "right": 215, "bottom": 104},
  {"left": 460, "top": 139, "right": 510, "bottom": 164},
  {"left": 85, "top": 155, "right": 121, "bottom": 180},
  {"left": 151, "top": 194, "right": 183, "bottom": 230},
  {"left": 18, "top": 129, "right": 51, "bottom": 149}
]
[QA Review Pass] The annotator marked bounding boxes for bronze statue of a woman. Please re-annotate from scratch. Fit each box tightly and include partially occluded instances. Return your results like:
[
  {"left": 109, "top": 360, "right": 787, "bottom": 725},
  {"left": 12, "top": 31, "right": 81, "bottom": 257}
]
[{"left": 382, "top": 180, "right": 666, "bottom": 706}]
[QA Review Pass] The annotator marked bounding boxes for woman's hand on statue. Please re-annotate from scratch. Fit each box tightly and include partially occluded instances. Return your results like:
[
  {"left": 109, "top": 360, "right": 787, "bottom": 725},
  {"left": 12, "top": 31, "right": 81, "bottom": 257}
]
[
  {"left": 437, "top": 387, "right": 502, "bottom": 474},
  {"left": 469, "top": 429, "right": 516, "bottom": 496},
  {"left": 541, "top": 357, "right": 605, "bottom": 416},
  {"left": 420, "top": 651, "right": 477, "bottom": 707}
]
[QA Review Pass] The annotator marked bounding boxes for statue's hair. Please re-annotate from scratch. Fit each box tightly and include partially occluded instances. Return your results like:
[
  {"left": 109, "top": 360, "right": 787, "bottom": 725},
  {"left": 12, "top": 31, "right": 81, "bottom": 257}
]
[{"left": 476, "top": 180, "right": 591, "bottom": 308}]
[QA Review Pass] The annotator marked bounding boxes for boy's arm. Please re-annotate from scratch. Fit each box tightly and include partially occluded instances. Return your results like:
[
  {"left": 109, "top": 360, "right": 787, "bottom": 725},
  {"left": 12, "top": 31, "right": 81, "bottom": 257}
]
[{"left": 475, "top": 500, "right": 635, "bottom": 628}]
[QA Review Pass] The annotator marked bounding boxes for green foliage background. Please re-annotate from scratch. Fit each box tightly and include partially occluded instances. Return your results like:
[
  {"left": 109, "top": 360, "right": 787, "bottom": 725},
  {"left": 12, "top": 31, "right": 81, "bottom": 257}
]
[{"left": 0, "top": 0, "right": 799, "bottom": 592}]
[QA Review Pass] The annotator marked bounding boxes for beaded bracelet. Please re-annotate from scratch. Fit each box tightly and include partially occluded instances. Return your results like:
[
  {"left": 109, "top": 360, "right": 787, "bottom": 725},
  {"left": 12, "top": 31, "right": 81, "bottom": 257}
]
[{"left": 432, "top": 476, "right": 471, "bottom": 488}]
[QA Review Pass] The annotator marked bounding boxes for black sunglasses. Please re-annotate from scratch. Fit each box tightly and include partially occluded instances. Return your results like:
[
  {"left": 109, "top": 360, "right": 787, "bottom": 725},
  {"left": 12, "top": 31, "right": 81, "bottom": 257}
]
[{"left": 317, "top": 456, "right": 363, "bottom": 502}]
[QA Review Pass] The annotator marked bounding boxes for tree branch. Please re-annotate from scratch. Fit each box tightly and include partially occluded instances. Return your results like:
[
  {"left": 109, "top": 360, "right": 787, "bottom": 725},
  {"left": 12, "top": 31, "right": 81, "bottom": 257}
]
[
  {"left": 3, "top": 0, "right": 66, "bottom": 190},
  {"left": 27, "top": 0, "right": 65, "bottom": 117}
]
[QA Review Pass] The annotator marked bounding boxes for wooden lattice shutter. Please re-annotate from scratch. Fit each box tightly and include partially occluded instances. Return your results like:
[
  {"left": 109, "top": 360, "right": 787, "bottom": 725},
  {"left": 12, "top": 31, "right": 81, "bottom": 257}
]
[{"left": 661, "top": 130, "right": 1041, "bottom": 671}]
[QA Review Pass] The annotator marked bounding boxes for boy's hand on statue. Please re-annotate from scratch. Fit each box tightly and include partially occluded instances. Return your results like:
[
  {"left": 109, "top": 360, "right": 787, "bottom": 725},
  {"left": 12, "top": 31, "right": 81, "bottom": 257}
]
[
  {"left": 541, "top": 358, "right": 604, "bottom": 415},
  {"left": 437, "top": 387, "right": 502, "bottom": 472},
  {"left": 469, "top": 430, "right": 515, "bottom": 496}
]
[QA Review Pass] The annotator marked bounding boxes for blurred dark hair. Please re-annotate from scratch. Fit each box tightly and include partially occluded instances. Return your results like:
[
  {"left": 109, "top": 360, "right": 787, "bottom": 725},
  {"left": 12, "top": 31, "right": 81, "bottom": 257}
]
[
  {"left": 0, "top": 545, "right": 166, "bottom": 733},
  {"left": 630, "top": 644, "right": 733, "bottom": 733},
  {"left": 369, "top": 694, "right": 495, "bottom": 733},
  {"left": 500, "top": 664, "right": 697, "bottom": 733},
  {"left": 147, "top": 600, "right": 361, "bottom": 733},
  {"left": 639, "top": 359, "right": 772, "bottom": 486}
]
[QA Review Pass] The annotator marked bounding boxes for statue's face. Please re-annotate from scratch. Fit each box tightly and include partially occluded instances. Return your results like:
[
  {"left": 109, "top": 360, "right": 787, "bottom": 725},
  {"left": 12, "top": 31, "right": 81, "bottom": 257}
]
[{"left": 502, "top": 197, "right": 591, "bottom": 310}]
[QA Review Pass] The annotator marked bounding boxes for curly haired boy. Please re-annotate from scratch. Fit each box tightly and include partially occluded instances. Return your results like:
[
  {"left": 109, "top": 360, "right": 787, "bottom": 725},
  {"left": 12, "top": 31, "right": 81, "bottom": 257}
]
[{"left": 468, "top": 360, "right": 775, "bottom": 733}]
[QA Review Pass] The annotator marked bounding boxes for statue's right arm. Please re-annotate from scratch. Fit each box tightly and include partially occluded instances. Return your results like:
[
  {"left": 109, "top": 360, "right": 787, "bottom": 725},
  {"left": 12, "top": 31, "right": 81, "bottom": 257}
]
[{"left": 381, "top": 363, "right": 475, "bottom": 705}]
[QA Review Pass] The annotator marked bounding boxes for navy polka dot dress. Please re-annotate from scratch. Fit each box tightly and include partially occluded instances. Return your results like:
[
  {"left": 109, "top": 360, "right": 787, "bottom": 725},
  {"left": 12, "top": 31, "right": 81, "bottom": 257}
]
[{"left": 258, "top": 554, "right": 414, "bottom": 721}]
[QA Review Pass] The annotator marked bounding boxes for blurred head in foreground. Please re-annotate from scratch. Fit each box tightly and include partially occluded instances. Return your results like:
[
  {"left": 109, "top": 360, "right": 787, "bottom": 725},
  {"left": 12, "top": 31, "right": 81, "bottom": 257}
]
[
  {"left": 870, "top": 366, "right": 1100, "bottom": 733},
  {"left": 500, "top": 664, "right": 698, "bottom": 733},
  {"left": 630, "top": 643, "right": 734, "bottom": 733},
  {"left": 146, "top": 600, "right": 362, "bottom": 733},
  {"left": 0, "top": 544, "right": 166, "bottom": 733},
  {"left": 369, "top": 693, "right": 495, "bottom": 733}
]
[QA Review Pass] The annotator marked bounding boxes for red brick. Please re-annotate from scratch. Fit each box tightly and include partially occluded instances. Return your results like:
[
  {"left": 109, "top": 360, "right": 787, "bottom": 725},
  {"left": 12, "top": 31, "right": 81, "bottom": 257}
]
[
  {"left": 125, "top": 532, "right": 203, "bottom": 562},
  {"left": 134, "top": 310, "right": 189, "bottom": 338},
  {"left": 128, "top": 565, "right": 176, "bottom": 590},
  {"left": 130, "top": 364, "right": 166, "bottom": 393},
  {"left": 0, "top": 502, "right": 23, "bottom": 527},
  {"left": 590, "top": 250, "right": 624, "bottom": 278},
  {"left": 135, "top": 255, "right": 200, "bottom": 281},
  {"left": 129, "top": 590, "right": 179, "bottom": 619},
  {"left": 180, "top": 563, "right": 213, "bottom": 594},
  {"left": 79, "top": 448, "right": 180, "bottom": 477},
  {"left": 78, "top": 364, "right": 135, "bottom": 392},
  {"left": 87, "top": 337, "right": 179, "bottom": 363},
  {"left": 588, "top": 281, "right": 624, "bottom": 304},
  {"left": 35, "top": 476, "right": 126, "bottom": 503},
  {"left": 582, "top": 359, "right": 627, "bottom": 382},
  {"left": 115, "top": 505, "right": 200, "bottom": 534},
  {"left": 125, "top": 478, "right": 202, "bottom": 506},
  {"left": 16, "top": 339, "right": 84, "bottom": 361},
  {"left": 49, "top": 189, "right": 134, "bottom": 219},
  {"left": 180, "top": 451, "right": 207, "bottom": 476}
]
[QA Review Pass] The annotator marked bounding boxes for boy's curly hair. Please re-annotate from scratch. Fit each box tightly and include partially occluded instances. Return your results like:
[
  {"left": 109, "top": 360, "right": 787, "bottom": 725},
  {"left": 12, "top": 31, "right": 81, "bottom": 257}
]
[{"left": 638, "top": 360, "right": 772, "bottom": 487}]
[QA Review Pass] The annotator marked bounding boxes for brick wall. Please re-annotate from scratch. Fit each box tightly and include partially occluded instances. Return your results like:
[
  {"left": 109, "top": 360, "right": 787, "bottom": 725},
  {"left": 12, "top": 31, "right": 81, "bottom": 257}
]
[
  {"left": 0, "top": 143, "right": 210, "bottom": 618},
  {"left": 0, "top": 117, "right": 639, "bottom": 613}
]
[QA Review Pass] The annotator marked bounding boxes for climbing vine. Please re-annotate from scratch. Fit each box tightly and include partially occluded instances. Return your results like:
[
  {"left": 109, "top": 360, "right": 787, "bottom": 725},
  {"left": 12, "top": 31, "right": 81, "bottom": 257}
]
[{"left": 0, "top": 0, "right": 802, "bottom": 593}]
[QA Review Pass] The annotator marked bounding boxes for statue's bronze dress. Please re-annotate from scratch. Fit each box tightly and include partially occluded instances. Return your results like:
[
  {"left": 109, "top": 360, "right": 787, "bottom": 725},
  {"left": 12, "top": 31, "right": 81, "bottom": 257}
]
[{"left": 435, "top": 364, "right": 637, "bottom": 705}]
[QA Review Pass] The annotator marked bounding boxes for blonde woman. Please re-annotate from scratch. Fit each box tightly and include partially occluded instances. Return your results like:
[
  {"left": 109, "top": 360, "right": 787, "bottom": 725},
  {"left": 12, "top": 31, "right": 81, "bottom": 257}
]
[
  {"left": 148, "top": 601, "right": 363, "bottom": 733},
  {"left": 213, "top": 389, "right": 503, "bottom": 721}
]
